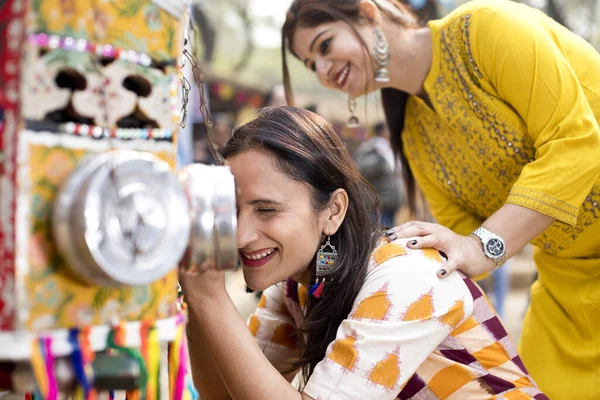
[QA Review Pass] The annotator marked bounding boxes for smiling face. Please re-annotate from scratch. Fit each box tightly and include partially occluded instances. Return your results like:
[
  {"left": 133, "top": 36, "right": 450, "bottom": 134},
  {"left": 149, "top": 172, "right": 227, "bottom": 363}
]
[
  {"left": 228, "top": 148, "right": 328, "bottom": 291},
  {"left": 292, "top": 20, "right": 377, "bottom": 98}
]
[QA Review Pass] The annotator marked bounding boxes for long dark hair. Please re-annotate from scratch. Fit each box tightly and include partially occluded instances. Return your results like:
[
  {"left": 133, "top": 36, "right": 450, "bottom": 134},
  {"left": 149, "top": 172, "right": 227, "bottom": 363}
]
[
  {"left": 221, "top": 106, "right": 381, "bottom": 384},
  {"left": 281, "top": 0, "right": 422, "bottom": 214}
]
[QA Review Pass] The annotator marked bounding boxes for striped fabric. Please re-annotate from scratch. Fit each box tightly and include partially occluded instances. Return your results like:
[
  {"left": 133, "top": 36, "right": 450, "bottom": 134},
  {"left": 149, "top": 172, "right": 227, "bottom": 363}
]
[{"left": 248, "top": 238, "right": 547, "bottom": 399}]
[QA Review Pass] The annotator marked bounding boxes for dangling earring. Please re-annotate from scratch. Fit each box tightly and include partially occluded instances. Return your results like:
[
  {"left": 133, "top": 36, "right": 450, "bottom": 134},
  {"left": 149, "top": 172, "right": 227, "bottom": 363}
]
[
  {"left": 373, "top": 26, "right": 391, "bottom": 83},
  {"left": 347, "top": 96, "right": 359, "bottom": 128},
  {"left": 310, "top": 235, "right": 338, "bottom": 299}
]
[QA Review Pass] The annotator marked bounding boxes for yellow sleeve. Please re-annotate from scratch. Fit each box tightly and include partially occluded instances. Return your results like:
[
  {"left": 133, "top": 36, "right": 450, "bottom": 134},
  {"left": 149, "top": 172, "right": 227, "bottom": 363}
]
[
  {"left": 470, "top": 3, "right": 600, "bottom": 226},
  {"left": 410, "top": 162, "right": 483, "bottom": 236}
]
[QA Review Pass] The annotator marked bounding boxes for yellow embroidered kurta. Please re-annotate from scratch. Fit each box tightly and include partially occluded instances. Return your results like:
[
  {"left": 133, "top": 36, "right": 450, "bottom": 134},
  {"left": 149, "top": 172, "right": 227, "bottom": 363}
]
[{"left": 402, "top": 0, "right": 600, "bottom": 398}]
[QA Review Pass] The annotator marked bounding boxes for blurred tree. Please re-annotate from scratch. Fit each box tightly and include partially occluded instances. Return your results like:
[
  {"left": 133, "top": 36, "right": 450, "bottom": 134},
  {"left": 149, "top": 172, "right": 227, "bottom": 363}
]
[
  {"left": 192, "top": 2, "right": 216, "bottom": 62},
  {"left": 226, "top": 0, "right": 255, "bottom": 72}
]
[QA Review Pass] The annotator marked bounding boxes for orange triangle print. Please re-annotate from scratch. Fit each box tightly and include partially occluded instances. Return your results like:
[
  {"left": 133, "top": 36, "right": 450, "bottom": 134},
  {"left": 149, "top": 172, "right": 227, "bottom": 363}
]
[
  {"left": 327, "top": 334, "right": 359, "bottom": 370},
  {"left": 298, "top": 285, "right": 308, "bottom": 308},
  {"left": 353, "top": 283, "right": 391, "bottom": 320},
  {"left": 373, "top": 243, "right": 407, "bottom": 265},
  {"left": 404, "top": 290, "right": 434, "bottom": 321},
  {"left": 439, "top": 300, "right": 465, "bottom": 328},
  {"left": 369, "top": 349, "right": 401, "bottom": 389},
  {"left": 257, "top": 295, "right": 267, "bottom": 308},
  {"left": 421, "top": 248, "right": 442, "bottom": 262},
  {"left": 248, "top": 315, "right": 260, "bottom": 336},
  {"left": 272, "top": 323, "right": 296, "bottom": 349}
]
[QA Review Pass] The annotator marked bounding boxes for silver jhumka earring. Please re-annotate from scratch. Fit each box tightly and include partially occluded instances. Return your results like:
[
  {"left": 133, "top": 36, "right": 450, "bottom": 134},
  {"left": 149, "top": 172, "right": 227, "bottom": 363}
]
[
  {"left": 310, "top": 236, "right": 338, "bottom": 299},
  {"left": 373, "top": 26, "right": 391, "bottom": 83}
]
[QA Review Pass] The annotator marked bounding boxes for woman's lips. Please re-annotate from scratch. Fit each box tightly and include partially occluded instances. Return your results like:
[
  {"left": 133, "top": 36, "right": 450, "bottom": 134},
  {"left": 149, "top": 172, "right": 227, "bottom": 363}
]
[{"left": 239, "top": 249, "right": 278, "bottom": 268}]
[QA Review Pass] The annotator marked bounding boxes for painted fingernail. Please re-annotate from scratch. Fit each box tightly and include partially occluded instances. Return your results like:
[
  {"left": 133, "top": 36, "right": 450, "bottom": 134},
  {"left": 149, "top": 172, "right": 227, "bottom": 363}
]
[
  {"left": 385, "top": 228, "right": 395, "bottom": 235},
  {"left": 245, "top": 286, "right": 254, "bottom": 293},
  {"left": 438, "top": 269, "right": 447, "bottom": 276},
  {"left": 387, "top": 234, "right": 398, "bottom": 241},
  {"left": 408, "top": 239, "right": 417, "bottom": 245}
]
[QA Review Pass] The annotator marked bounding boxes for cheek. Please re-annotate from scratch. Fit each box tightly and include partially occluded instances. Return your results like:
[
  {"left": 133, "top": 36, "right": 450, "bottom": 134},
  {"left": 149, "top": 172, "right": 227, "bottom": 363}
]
[{"left": 279, "top": 218, "right": 321, "bottom": 265}]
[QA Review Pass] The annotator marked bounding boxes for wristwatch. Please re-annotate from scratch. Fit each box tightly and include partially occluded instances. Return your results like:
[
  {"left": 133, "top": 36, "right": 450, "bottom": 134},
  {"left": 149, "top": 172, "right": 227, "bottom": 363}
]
[{"left": 471, "top": 227, "right": 507, "bottom": 269}]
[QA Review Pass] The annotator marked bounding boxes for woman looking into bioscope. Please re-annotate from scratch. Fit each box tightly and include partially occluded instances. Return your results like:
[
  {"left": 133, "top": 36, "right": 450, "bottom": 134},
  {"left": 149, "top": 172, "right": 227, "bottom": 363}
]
[{"left": 180, "top": 106, "right": 546, "bottom": 400}]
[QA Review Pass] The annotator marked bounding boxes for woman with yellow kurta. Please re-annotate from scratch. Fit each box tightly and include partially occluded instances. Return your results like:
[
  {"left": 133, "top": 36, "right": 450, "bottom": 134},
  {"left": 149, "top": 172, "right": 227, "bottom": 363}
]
[{"left": 281, "top": 0, "right": 600, "bottom": 398}]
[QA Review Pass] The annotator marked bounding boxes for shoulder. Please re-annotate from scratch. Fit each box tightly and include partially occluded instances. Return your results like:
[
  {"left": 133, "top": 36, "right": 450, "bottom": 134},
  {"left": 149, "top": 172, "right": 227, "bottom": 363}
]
[
  {"left": 358, "top": 239, "right": 474, "bottom": 321},
  {"left": 367, "top": 239, "right": 460, "bottom": 288}
]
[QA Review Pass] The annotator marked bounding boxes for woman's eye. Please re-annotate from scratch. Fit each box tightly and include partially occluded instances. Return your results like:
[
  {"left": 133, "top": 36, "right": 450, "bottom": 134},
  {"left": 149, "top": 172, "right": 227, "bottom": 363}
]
[{"left": 320, "top": 38, "right": 331, "bottom": 54}]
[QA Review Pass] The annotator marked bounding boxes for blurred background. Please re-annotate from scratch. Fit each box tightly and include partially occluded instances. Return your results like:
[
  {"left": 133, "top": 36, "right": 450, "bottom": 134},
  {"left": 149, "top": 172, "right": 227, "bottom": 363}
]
[
  {"left": 188, "top": 0, "right": 599, "bottom": 133},
  {"left": 187, "top": 0, "right": 599, "bottom": 342}
]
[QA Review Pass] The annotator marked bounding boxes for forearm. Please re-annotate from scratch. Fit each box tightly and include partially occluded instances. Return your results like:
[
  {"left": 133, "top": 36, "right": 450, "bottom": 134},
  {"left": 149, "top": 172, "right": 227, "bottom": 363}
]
[
  {"left": 187, "top": 293, "right": 304, "bottom": 400},
  {"left": 481, "top": 203, "right": 554, "bottom": 258},
  {"left": 187, "top": 315, "right": 232, "bottom": 400}
]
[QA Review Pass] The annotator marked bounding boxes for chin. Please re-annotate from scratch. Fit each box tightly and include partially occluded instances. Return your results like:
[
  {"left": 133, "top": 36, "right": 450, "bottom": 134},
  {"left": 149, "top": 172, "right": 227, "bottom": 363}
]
[{"left": 242, "top": 270, "right": 271, "bottom": 292}]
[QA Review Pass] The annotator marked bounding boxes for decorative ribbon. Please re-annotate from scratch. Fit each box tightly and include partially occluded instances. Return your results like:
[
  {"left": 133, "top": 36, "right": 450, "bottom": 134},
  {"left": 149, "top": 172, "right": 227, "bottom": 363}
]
[
  {"left": 68, "top": 328, "right": 97, "bottom": 400},
  {"left": 168, "top": 314, "right": 188, "bottom": 400},
  {"left": 141, "top": 319, "right": 160, "bottom": 400},
  {"left": 107, "top": 324, "right": 147, "bottom": 400},
  {"left": 31, "top": 337, "right": 58, "bottom": 400}
]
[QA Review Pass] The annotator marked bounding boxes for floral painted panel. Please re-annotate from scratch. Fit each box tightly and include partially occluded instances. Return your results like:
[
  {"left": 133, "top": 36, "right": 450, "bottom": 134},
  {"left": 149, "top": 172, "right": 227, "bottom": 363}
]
[
  {"left": 31, "top": 0, "right": 185, "bottom": 62},
  {"left": 23, "top": 143, "right": 179, "bottom": 331}
]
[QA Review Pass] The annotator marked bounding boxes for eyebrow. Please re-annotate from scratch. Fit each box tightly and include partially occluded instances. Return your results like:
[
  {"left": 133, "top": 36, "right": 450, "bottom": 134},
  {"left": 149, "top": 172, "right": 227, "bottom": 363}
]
[
  {"left": 303, "top": 29, "right": 330, "bottom": 66},
  {"left": 247, "top": 199, "right": 284, "bottom": 206}
]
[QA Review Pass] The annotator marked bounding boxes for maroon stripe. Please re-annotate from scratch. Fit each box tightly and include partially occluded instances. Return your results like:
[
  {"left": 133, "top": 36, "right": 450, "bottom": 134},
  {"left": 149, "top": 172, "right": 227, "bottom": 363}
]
[
  {"left": 463, "top": 277, "right": 483, "bottom": 299},
  {"left": 534, "top": 394, "right": 550, "bottom": 400},
  {"left": 398, "top": 374, "right": 426, "bottom": 399},
  {"left": 440, "top": 349, "right": 478, "bottom": 365},
  {"left": 285, "top": 279, "right": 299, "bottom": 303},
  {"left": 511, "top": 356, "right": 529, "bottom": 374},
  {"left": 479, "top": 374, "right": 515, "bottom": 394},
  {"left": 482, "top": 316, "right": 509, "bottom": 341}
]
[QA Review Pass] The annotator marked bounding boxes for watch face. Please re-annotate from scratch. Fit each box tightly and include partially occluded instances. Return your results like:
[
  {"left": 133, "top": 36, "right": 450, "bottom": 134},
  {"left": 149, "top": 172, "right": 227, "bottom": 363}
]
[{"left": 486, "top": 238, "right": 505, "bottom": 257}]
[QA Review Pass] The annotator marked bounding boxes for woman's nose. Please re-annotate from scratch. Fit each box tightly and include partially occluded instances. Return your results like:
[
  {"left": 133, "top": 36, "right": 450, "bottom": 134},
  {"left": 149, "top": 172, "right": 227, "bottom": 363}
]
[
  {"left": 315, "top": 58, "right": 333, "bottom": 87},
  {"left": 237, "top": 222, "right": 260, "bottom": 249}
]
